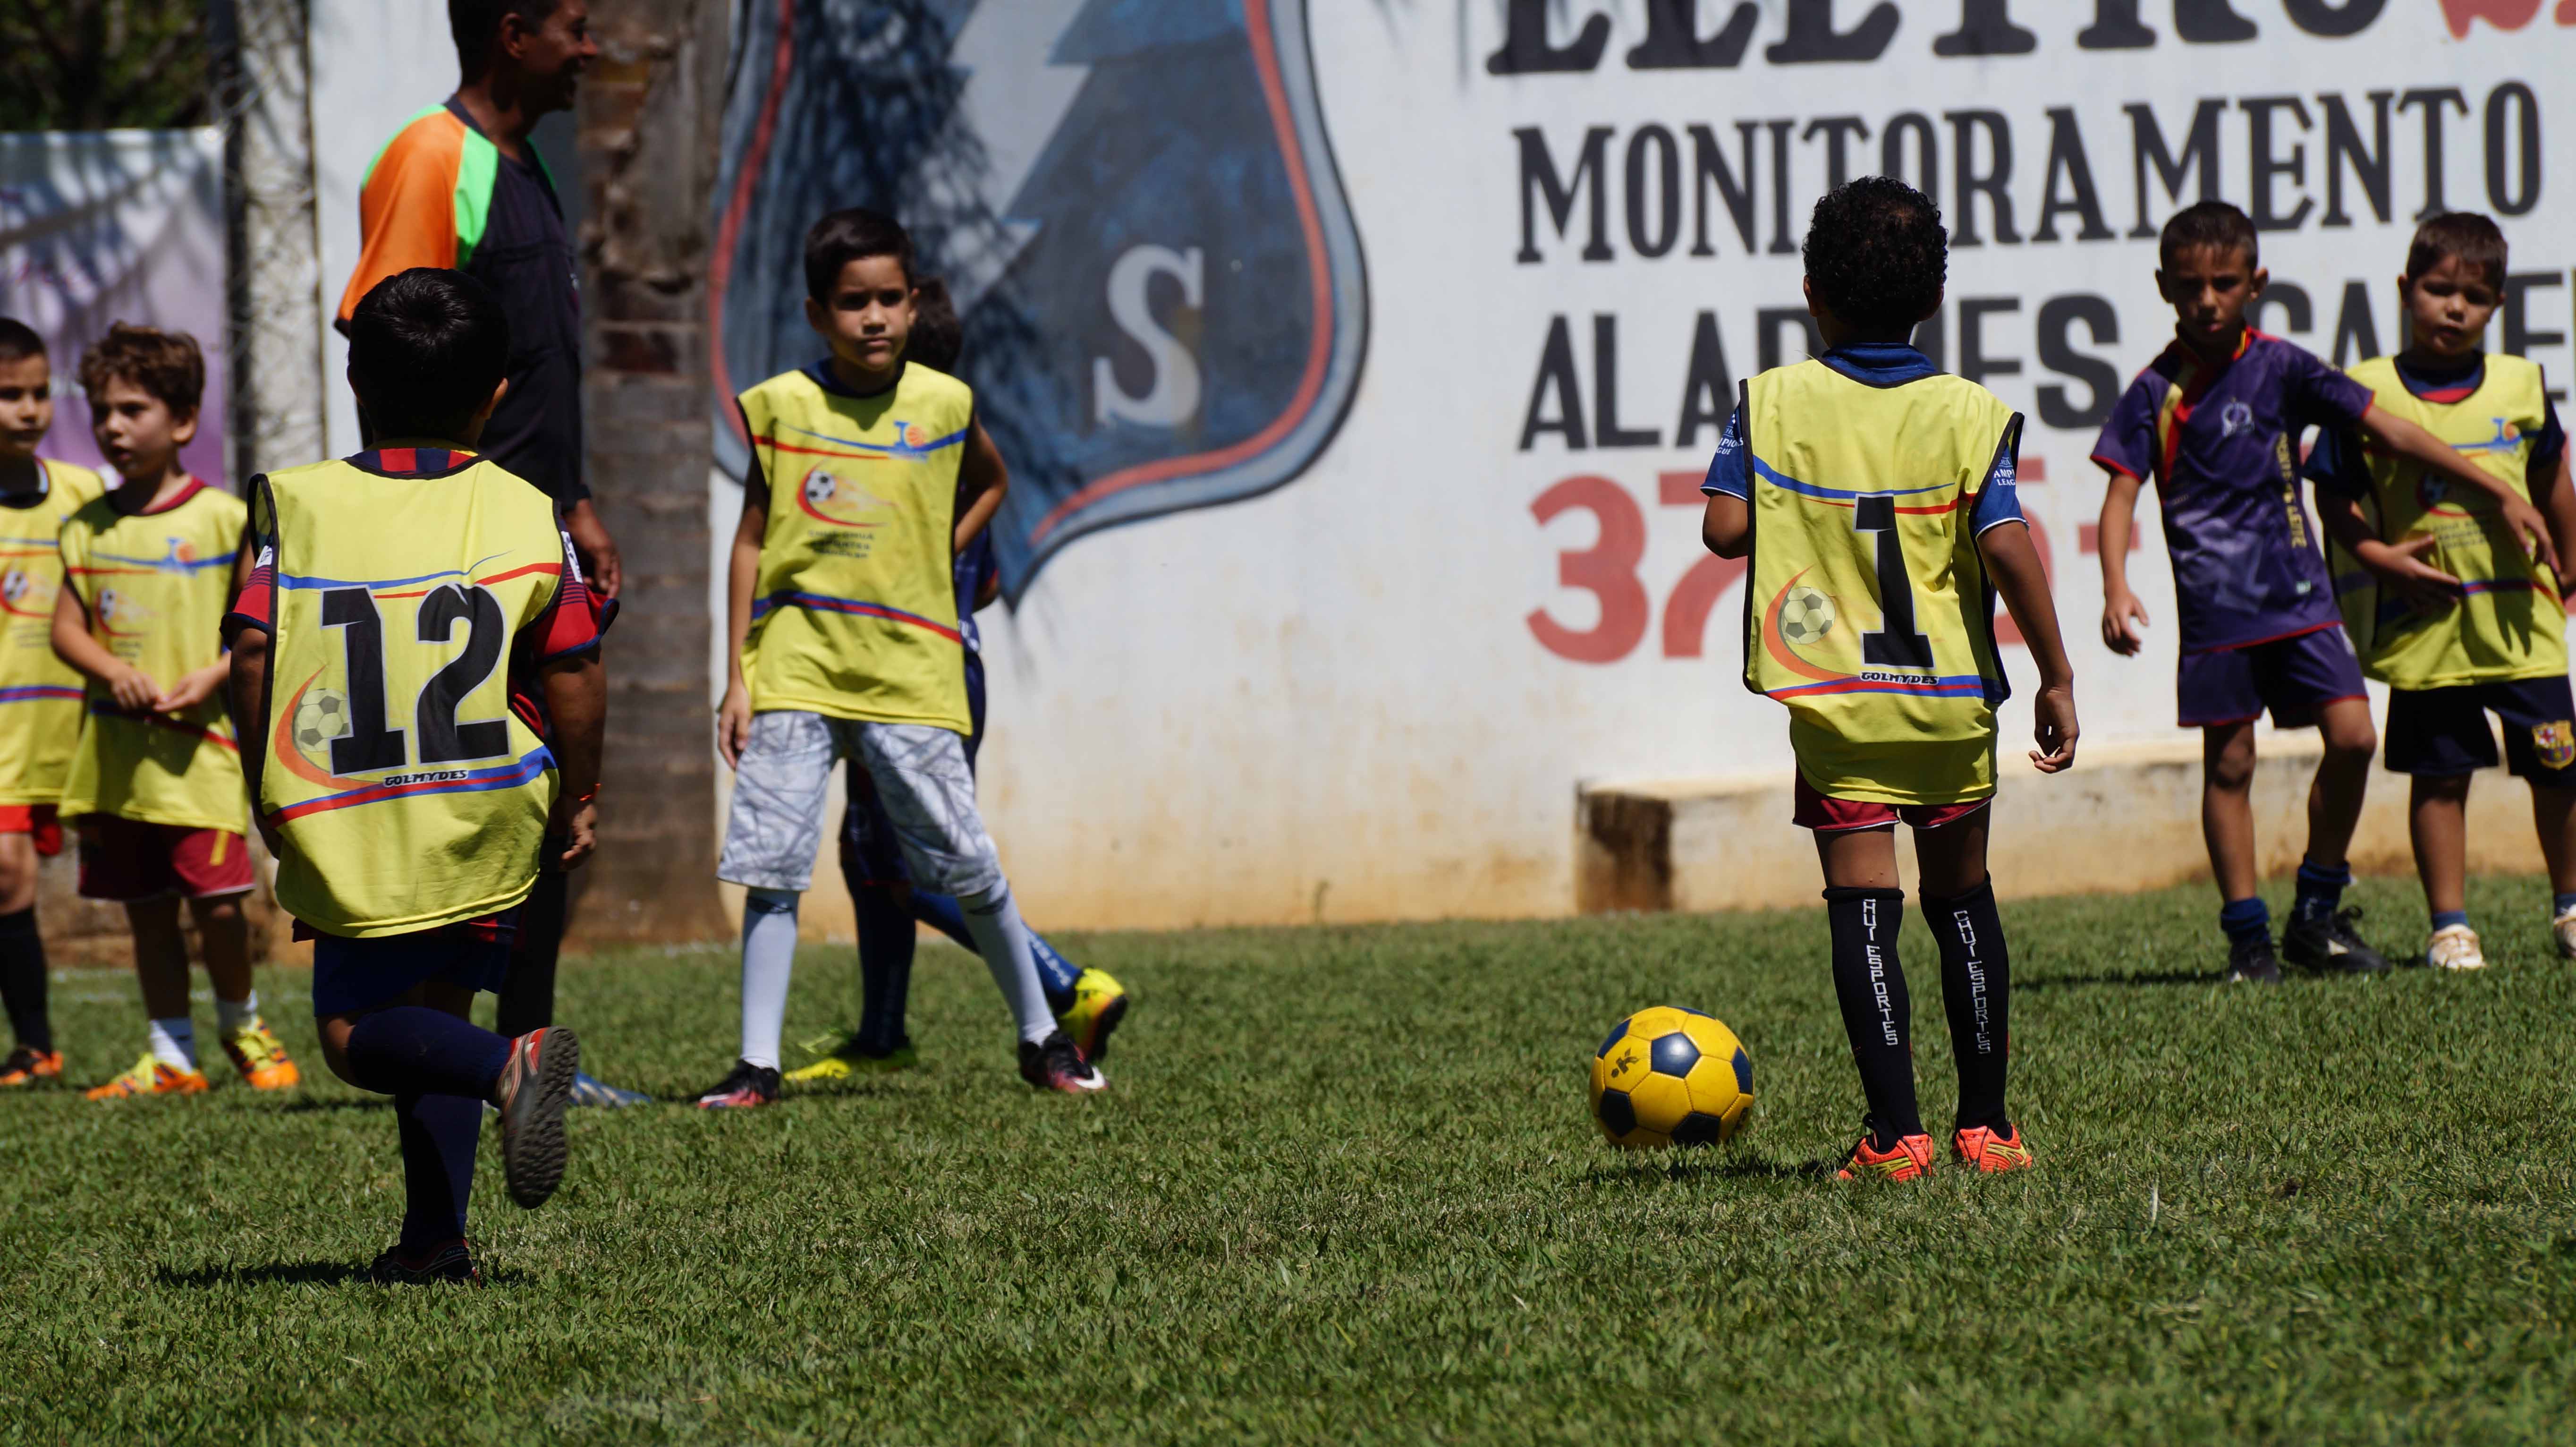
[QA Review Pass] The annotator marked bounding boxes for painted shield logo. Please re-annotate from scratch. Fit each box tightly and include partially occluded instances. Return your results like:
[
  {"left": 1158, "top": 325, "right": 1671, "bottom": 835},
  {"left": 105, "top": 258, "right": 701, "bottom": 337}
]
[
  {"left": 2533, "top": 721, "right": 2576, "bottom": 772},
  {"left": 711, "top": 0, "right": 1367, "bottom": 600}
]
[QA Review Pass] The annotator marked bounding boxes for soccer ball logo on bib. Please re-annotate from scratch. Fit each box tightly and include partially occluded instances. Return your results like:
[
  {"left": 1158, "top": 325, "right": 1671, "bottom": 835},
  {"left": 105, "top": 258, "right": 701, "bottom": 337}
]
[
  {"left": 795, "top": 467, "right": 890, "bottom": 529},
  {"left": 1779, "top": 586, "right": 1837, "bottom": 646},
  {"left": 0, "top": 566, "right": 36, "bottom": 618},
  {"left": 293, "top": 688, "right": 350, "bottom": 767}
]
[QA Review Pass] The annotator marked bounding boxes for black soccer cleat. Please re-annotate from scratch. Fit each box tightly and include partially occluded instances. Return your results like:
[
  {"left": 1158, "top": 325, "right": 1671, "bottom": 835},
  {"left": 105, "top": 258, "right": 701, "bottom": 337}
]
[
  {"left": 693, "top": 1059, "right": 781, "bottom": 1109},
  {"left": 2226, "top": 933, "right": 2284, "bottom": 985},
  {"left": 493, "top": 1025, "right": 580, "bottom": 1208},
  {"left": 1018, "top": 1030, "right": 1107, "bottom": 1094},
  {"left": 2282, "top": 906, "right": 2391, "bottom": 976},
  {"left": 369, "top": 1239, "right": 481, "bottom": 1286}
]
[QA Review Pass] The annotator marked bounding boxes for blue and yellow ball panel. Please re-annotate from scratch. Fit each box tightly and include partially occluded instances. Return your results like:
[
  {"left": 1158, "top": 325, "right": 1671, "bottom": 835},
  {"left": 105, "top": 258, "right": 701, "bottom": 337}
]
[{"left": 1587, "top": 1007, "right": 1755, "bottom": 1149}]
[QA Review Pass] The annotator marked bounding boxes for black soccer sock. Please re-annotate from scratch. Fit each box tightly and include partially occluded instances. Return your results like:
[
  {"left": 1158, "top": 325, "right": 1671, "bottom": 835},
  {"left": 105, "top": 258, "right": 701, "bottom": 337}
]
[
  {"left": 1823, "top": 886, "right": 1923, "bottom": 1149},
  {"left": 1923, "top": 879, "right": 2012, "bottom": 1134},
  {"left": 851, "top": 885, "right": 917, "bottom": 1055},
  {"left": 395, "top": 1092, "right": 483, "bottom": 1249},
  {"left": 346, "top": 1007, "right": 512, "bottom": 1099},
  {"left": 0, "top": 906, "right": 52, "bottom": 1052},
  {"left": 496, "top": 868, "right": 567, "bottom": 1038}
]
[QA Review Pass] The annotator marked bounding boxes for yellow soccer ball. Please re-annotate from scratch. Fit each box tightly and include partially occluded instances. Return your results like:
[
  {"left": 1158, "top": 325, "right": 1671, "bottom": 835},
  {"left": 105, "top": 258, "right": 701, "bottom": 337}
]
[{"left": 1588, "top": 1006, "right": 1754, "bottom": 1149}]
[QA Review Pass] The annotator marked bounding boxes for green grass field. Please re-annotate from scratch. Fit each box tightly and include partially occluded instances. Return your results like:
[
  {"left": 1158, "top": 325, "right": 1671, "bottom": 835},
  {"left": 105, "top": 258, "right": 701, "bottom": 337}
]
[{"left": 6, "top": 874, "right": 2575, "bottom": 1444}]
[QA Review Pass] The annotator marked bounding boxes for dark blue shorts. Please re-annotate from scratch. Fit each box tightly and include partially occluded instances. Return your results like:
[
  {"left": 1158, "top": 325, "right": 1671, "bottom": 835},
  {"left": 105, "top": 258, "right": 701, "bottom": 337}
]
[
  {"left": 2385, "top": 676, "right": 2576, "bottom": 784},
  {"left": 309, "top": 912, "right": 519, "bottom": 1018},
  {"left": 2178, "top": 626, "right": 2367, "bottom": 729},
  {"left": 841, "top": 650, "right": 984, "bottom": 889}
]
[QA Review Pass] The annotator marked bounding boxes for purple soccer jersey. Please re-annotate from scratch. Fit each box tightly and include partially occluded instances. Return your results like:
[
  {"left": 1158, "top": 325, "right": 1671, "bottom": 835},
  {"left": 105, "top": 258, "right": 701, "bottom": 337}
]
[{"left": 2092, "top": 330, "right": 2373, "bottom": 653}]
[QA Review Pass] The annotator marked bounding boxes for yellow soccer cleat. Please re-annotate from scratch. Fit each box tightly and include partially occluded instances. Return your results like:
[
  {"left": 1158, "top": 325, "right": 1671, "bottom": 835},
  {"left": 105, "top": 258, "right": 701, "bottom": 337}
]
[
  {"left": 84, "top": 1052, "right": 211, "bottom": 1101},
  {"left": 221, "top": 1020, "right": 301, "bottom": 1090},
  {"left": 1059, "top": 968, "right": 1130, "bottom": 1064},
  {"left": 0, "top": 1045, "right": 63, "bottom": 1088},
  {"left": 782, "top": 1033, "right": 918, "bottom": 1084}
]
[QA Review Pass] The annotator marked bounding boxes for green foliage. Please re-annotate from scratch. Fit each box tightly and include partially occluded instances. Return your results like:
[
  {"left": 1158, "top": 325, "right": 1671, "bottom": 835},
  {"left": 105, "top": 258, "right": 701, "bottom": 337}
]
[
  {"left": 6, "top": 875, "right": 2575, "bottom": 1443},
  {"left": 0, "top": 0, "right": 210, "bottom": 133}
]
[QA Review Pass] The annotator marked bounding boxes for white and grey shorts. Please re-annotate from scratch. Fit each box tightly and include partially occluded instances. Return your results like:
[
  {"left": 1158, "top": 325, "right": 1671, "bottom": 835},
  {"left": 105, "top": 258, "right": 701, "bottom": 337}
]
[{"left": 717, "top": 711, "right": 1002, "bottom": 898}]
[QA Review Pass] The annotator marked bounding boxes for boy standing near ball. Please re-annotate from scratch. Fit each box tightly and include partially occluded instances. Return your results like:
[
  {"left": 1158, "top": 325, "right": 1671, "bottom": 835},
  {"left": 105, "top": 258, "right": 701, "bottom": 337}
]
[
  {"left": 2306, "top": 213, "right": 2576, "bottom": 970},
  {"left": 1699, "top": 177, "right": 2077, "bottom": 1181},
  {"left": 2092, "top": 201, "right": 2556, "bottom": 984},
  {"left": 699, "top": 208, "right": 1100, "bottom": 1106},
  {"left": 0, "top": 319, "right": 107, "bottom": 1088},
  {"left": 50, "top": 324, "right": 299, "bottom": 1100}
]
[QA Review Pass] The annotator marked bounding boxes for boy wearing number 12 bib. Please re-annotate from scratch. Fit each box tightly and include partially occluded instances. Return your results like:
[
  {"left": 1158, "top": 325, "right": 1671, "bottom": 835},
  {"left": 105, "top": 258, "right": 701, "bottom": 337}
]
[
  {"left": 1700, "top": 179, "right": 2079, "bottom": 1183},
  {"left": 224, "top": 270, "right": 607, "bottom": 1284}
]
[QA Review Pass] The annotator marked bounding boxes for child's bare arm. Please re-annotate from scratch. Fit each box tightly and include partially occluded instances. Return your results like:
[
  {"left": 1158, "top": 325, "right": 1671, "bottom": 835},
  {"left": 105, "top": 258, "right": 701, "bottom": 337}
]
[
  {"left": 1978, "top": 520, "right": 2077, "bottom": 773},
  {"left": 2545, "top": 445, "right": 2576, "bottom": 585},
  {"left": 2095, "top": 468, "right": 2148, "bottom": 657},
  {"left": 49, "top": 577, "right": 154, "bottom": 708},
  {"left": 954, "top": 420, "right": 1008, "bottom": 553},
  {"left": 1700, "top": 492, "right": 1748, "bottom": 558},
  {"left": 226, "top": 629, "right": 280, "bottom": 853},
  {"left": 2315, "top": 489, "right": 2459, "bottom": 612},
  {"left": 539, "top": 652, "right": 606, "bottom": 870},
  {"left": 2360, "top": 403, "right": 2560, "bottom": 574},
  {"left": 717, "top": 487, "right": 765, "bottom": 768}
]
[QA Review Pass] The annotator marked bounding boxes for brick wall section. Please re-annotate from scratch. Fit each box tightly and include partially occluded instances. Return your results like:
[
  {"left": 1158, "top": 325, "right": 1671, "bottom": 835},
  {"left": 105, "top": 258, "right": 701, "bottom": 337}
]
[{"left": 569, "top": 0, "right": 732, "bottom": 946}]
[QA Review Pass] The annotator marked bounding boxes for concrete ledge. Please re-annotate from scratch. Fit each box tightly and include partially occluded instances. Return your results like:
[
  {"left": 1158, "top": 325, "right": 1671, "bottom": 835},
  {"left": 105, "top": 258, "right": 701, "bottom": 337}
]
[{"left": 1578, "top": 735, "right": 2549, "bottom": 914}]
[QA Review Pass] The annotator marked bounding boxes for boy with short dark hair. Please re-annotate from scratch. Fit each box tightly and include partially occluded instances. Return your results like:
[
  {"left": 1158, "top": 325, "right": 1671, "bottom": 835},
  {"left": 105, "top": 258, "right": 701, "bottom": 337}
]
[
  {"left": 226, "top": 267, "right": 603, "bottom": 1283},
  {"left": 2092, "top": 201, "right": 2557, "bottom": 983},
  {"left": 790, "top": 277, "right": 1129, "bottom": 1082},
  {"left": 2307, "top": 212, "right": 2576, "bottom": 970},
  {"left": 1701, "top": 177, "right": 2078, "bottom": 1181},
  {"left": 703, "top": 208, "right": 1102, "bottom": 1106},
  {"left": 51, "top": 324, "right": 299, "bottom": 1099},
  {"left": 0, "top": 319, "right": 107, "bottom": 1087}
]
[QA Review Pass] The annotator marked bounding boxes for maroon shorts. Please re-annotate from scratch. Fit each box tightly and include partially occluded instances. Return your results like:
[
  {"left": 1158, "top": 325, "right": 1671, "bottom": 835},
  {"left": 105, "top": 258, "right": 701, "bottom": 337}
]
[
  {"left": 0, "top": 804, "right": 63, "bottom": 857},
  {"left": 76, "top": 817, "right": 255, "bottom": 902},
  {"left": 1794, "top": 775, "right": 1991, "bottom": 834}
]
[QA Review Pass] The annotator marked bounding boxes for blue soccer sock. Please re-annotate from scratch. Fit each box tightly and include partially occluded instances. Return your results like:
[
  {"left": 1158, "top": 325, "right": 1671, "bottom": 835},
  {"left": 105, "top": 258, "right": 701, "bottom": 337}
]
[
  {"left": 2432, "top": 909, "right": 2471, "bottom": 932},
  {"left": 2291, "top": 858, "right": 2352, "bottom": 923},
  {"left": 913, "top": 889, "right": 1080, "bottom": 1015},
  {"left": 2553, "top": 893, "right": 2576, "bottom": 919},
  {"left": 345, "top": 1006, "right": 511, "bottom": 1101},
  {"left": 853, "top": 886, "right": 916, "bottom": 1056},
  {"left": 395, "top": 1092, "right": 483, "bottom": 1249},
  {"left": 2219, "top": 896, "right": 2272, "bottom": 946}
]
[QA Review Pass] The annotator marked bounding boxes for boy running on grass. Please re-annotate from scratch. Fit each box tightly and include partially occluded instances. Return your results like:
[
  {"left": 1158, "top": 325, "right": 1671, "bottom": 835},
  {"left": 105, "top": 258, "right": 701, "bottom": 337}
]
[
  {"left": 0, "top": 320, "right": 105, "bottom": 1088},
  {"left": 702, "top": 209, "right": 1102, "bottom": 1107},
  {"left": 1700, "top": 177, "right": 2078, "bottom": 1181},
  {"left": 51, "top": 325, "right": 298, "bottom": 1099},
  {"left": 225, "top": 268, "right": 600, "bottom": 1284},
  {"left": 2307, "top": 213, "right": 2576, "bottom": 971},
  {"left": 791, "top": 278, "right": 1129, "bottom": 1083},
  {"left": 2093, "top": 201, "right": 2558, "bottom": 984}
]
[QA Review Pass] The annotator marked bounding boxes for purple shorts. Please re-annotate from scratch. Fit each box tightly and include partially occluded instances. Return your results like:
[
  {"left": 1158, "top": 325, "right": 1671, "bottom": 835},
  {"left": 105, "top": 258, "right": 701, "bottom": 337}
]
[{"left": 2178, "top": 624, "right": 2368, "bottom": 729}]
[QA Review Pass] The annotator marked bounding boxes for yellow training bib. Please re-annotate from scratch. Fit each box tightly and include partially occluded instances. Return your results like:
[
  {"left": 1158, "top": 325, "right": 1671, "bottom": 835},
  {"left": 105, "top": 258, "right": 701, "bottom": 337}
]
[
  {"left": 57, "top": 479, "right": 246, "bottom": 832},
  {"left": 2328, "top": 354, "right": 2562, "bottom": 689},
  {"left": 1743, "top": 362, "right": 2020, "bottom": 805},
  {"left": 737, "top": 362, "right": 973, "bottom": 732},
  {"left": 0, "top": 459, "right": 107, "bottom": 805},
  {"left": 247, "top": 455, "right": 576, "bottom": 936}
]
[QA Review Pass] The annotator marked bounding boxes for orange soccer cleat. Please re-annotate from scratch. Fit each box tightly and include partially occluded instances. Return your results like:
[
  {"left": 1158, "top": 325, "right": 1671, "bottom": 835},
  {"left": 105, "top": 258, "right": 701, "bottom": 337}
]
[
  {"left": 0, "top": 1045, "right": 63, "bottom": 1087},
  {"left": 84, "top": 1052, "right": 212, "bottom": 1100},
  {"left": 220, "top": 1020, "right": 302, "bottom": 1090},
  {"left": 1951, "top": 1124, "right": 2035, "bottom": 1175},
  {"left": 1838, "top": 1131, "right": 1936, "bottom": 1182}
]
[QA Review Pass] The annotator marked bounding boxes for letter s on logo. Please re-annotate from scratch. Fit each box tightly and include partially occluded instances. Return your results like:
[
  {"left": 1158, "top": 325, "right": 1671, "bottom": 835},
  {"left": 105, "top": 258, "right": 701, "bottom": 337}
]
[{"left": 1093, "top": 244, "right": 1205, "bottom": 428}]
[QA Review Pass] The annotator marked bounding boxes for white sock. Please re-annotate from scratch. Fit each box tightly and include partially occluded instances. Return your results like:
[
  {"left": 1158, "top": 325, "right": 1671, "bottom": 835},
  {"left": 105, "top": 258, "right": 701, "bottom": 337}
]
[
  {"left": 739, "top": 888, "right": 801, "bottom": 1070},
  {"left": 147, "top": 1016, "right": 196, "bottom": 1072},
  {"left": 958, "top": 882, "right": 1055, "bottom": 1045},
  {"left": 215, "top": 992, "right": 257, "bottom": 1036}
]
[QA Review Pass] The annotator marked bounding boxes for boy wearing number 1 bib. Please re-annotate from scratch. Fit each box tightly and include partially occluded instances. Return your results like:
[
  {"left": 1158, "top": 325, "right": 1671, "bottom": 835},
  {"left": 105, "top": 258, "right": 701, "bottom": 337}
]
[
  {"left": 1700, "top": 179, "right": 2079, "bottom": 1182},
  {"left": 224, "top": 270, "right": 608, "bottom": 1284}
]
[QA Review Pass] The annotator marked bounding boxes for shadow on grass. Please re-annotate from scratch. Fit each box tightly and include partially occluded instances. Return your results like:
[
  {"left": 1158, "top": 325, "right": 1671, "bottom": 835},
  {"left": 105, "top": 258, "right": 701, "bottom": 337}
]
[
  {"left": 2016, "top": 969, "right": 2217, "bottom": 993},
  {"left": 1580, "top": 1154, "right": 1834, "bottom": 1186},
  {"left": 268, "top": 1098, "right": 394, "bottom": 1113},
  {"left": 154, "top": 1260, "right": 525, "bottom": 1288}
]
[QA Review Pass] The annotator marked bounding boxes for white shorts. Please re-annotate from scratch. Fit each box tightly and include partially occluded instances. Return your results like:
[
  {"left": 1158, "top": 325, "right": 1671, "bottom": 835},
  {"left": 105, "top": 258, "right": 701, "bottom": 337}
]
[{"left": 717, "top": 711, "right": 1002, "bottom": 897}]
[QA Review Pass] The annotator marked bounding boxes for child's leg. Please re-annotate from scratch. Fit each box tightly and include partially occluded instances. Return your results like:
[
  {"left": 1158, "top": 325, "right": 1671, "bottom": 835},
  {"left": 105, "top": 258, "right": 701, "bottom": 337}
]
[
  {"left": 909, "top": 888, "right": 1082, "bottom": 1014},
  {"left": 387, "top": 981, "right": 485, "bottom": 1250},
  {"left": 853, "top": 885, "right": 917, "bottom": 1055},
  {"left": 0, "top": 832, "right": 50, "bottom": 1053},
  {"left": 713, "top": 711, "right": 842, "bottom": 1071},
  {"left": 125, "top": 896, "right": 197, "bottom": 1068},
  {"left": 1814, "top": 825, "right": 1923, "bottom": 1149},
  {"left": 2201, "top": 721, "right": 2276, "bottom": 953},
  {"left": 737, "top": 888, "right": 801, "bottom": 1069},
  {"left": 322, "top": 976, "right": 515, "bottom": 1251},
  {"left": 188, "top": 893, "right": 256, "bottom": 1032},
  {"left": 2533, "top": 784, "right": 2576, "bottom": 906},
  {"left": 2298, "top": 696, "right": 2377, "bottom": 900},
  {"left": 2410, "top": 774, "right": 2472, "bottom": 922},
  {"left": 1915, "top": 810, "right": 2011, "bottom": 1133}
]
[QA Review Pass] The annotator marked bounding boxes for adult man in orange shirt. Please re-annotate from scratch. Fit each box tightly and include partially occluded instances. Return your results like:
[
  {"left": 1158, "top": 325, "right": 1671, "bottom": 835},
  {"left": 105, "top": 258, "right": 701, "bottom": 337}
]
[{"left": 339, "top": 0, "right": 641, "bottom": 1105}]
